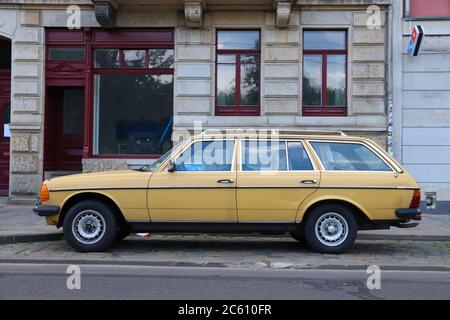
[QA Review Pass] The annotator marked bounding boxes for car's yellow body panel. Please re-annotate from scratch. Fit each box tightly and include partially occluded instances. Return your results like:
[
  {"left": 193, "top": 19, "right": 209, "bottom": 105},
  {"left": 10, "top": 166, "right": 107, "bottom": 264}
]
[{"left": 40, "top": 133, "right": 419, "bottom": 227}]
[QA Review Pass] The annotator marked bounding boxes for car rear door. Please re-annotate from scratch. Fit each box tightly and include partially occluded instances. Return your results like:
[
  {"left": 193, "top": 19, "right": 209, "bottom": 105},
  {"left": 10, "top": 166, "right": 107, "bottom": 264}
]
[{"left": 236, "top": 139, "right": 320, "bottom": 222}]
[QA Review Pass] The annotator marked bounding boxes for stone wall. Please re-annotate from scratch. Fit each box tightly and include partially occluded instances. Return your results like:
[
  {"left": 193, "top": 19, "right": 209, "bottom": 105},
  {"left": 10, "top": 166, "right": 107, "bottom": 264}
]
[
  {"left": 0, "top": 8, "right": 44, "bottom": 197},
  {"left": 173, "top": 8, "right": 388, "bottom": 138},
  {"left": 400, "top": 18, "right": 450, "bottom": 201}
]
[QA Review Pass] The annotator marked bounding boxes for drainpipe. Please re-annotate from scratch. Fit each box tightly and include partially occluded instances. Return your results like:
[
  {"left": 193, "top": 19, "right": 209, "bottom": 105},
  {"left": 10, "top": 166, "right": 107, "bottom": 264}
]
[
  {"left": 386, "top": 3, "right": 394, "bottom": 155},
  {"left": 404, "top": 0, "right": 411, "bottom": 18}
]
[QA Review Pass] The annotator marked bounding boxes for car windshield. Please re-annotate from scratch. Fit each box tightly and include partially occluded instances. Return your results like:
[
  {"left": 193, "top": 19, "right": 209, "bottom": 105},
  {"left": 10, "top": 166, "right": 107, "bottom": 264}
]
[{"left": 135, "top": 147, "right": 175, "bottom": 172}]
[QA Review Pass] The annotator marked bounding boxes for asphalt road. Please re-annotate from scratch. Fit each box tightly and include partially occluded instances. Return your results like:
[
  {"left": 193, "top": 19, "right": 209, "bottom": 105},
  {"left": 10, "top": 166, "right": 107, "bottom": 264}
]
[{"left": 0, "top": 262, "right": 449, "bottom": 300}]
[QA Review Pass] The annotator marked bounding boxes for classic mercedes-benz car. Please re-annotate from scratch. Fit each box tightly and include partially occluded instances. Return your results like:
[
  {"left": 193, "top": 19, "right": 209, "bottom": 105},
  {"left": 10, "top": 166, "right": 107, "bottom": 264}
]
[{"left": 34, "top": 129, "right": 421, "bottom": 253}]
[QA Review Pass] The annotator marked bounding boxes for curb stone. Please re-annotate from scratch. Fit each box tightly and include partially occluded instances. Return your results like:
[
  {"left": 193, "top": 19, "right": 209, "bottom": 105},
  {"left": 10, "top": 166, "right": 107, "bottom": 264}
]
[
  {"left": 0, "top": 258, "right": 449, "bottom": 272},
  {"left": 0, "top": 232, "right": 63, "bottom": 245},
  {"left": 0, "top": 232, "right": 449, "bottom": 245}
]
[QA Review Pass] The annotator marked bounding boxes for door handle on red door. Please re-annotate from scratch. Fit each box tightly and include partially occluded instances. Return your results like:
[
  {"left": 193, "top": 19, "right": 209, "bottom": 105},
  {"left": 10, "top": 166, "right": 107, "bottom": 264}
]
[
  {"left": 217, "top": 179, "right": 234, "bottom": 183},
  {"left": 300, "top": 179, "right": 317, "bottom": 184}
]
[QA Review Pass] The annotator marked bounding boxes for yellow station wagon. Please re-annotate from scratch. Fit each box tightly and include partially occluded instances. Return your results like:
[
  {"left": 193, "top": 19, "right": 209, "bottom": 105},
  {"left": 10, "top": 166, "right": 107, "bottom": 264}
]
[{"left": 34, "top": 129, "right": 422, "bottom": 253}]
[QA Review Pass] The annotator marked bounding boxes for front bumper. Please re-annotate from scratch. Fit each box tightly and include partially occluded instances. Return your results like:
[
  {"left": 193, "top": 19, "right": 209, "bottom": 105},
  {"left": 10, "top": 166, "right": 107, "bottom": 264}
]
[{"left": 33, "top": 204, "right": 60, "bottom": 217}]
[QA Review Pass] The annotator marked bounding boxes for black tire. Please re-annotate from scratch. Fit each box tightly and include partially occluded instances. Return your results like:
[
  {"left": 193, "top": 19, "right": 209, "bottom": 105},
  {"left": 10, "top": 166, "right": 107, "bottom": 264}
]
[
  {"left": 115, "top": 227, "right": 131, "bottom": 242},
  {"left": 303, "top": 204, "right": 357, "bottom": 254},
  {"left": 289, "top": 229, "right": 304, "bottom": 242},
  {"left": 63, "top": 200, "right": 118, "bottom": 252}
]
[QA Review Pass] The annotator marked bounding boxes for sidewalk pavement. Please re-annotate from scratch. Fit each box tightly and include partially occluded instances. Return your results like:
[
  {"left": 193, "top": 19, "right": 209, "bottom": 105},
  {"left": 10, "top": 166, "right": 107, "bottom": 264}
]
[{"left": 0, "top": 203, "right": 449, "bottom": 244}]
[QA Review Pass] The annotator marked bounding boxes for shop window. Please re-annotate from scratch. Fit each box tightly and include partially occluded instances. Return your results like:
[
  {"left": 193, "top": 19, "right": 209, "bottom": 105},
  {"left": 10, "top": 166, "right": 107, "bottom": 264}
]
[
  {"left": 303, "top": 30, "right": 347, "bottom": 116},
  {"left": 47, "top": 47, "right": 85, "bottom": 61},
  {"left": 216, "top": 30, "right": 260, "bottom": 116},
  {"left": 93, "top": 45, "right": 174, "bottom": 156}
]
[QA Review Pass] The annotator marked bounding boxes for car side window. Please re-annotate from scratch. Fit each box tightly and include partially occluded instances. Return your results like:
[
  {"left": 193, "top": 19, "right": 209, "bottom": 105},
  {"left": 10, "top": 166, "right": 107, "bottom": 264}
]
[
  {"left": 175, "top": 140, "right": 235, "bottom": 172},
  {"left": 310, "top": 141, "right": 392, "bottom": 171},
  {"left": 242, "top": 140, "right": 287, "bottom": 171},
  {"left": 287, "top": 142, "right": 314, "bottom": 170}
]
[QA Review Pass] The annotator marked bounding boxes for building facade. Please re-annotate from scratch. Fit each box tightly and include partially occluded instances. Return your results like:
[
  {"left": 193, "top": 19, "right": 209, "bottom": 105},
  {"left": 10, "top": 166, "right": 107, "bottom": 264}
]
[
  {"left": 0, "top": 0, "right": 394, "bottom": 200},
  {"left": 393, "top": 0, "right": 450, "bottom": 209}
]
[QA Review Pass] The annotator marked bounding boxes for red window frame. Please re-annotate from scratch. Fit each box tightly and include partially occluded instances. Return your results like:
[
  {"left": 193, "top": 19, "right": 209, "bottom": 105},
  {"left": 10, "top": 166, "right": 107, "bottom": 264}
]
[
  {"left": 215, "top": 29, "right": 261, "bottom": 116},
  {"left": 45, "top": 28, "right": 175, "bottom": 160},
  {"left": 91, "top": 32, "right": 174, "bottom": 159},
  {"left": 302, "top": 29, "right": 348, "bottom": 116}
]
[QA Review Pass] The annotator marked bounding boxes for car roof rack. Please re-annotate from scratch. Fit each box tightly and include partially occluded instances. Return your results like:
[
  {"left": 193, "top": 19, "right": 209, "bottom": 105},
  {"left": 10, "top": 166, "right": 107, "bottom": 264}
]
[{"left": 200, "top": 128, "right": 347, "bottom": 136}]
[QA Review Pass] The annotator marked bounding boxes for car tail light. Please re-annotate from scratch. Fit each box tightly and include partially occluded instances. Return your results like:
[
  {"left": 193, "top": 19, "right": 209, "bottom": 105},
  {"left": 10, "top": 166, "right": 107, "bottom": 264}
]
[
  {"left": 409, "top": 189, "right": 421, "bottom": 209},
  {"left": 40, "top": 183, "right": 49, "bottom": 202}
]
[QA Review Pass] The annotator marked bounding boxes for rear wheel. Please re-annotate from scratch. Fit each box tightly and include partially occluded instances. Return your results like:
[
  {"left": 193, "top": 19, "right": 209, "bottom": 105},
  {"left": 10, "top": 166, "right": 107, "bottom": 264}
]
[
  {"left": 115, "top": 227, "right": 131, "bottom": 242},
  {"left": 63, "top": 200, "right": 118, "bottom": 252},
  {"left": 303, "top": 204, "right": 357, "bottom": 254},
  {"left": 289, "top": 229, "right": 304, "bottom": 242}
]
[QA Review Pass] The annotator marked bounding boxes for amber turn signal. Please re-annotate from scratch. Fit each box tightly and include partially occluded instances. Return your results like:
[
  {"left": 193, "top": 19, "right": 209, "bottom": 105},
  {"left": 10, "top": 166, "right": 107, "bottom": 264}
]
[{"left": 40, "top": 183, "right": 49, "bottom": 202}]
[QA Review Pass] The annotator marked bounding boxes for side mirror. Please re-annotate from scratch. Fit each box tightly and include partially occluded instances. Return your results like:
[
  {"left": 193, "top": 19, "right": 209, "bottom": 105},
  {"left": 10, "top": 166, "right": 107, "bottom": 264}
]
[{"left": 167, "top": 160, "right": 176, "bottom": 172}]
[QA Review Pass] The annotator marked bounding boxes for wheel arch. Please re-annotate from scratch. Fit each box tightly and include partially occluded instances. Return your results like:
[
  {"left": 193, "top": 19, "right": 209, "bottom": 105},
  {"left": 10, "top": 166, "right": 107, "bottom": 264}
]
[
  {"left": 57, "top": 191, "right": 127, "bottom": 228},
  {"left": 297, "top": 197, "right": 372, "bottom": 227}
]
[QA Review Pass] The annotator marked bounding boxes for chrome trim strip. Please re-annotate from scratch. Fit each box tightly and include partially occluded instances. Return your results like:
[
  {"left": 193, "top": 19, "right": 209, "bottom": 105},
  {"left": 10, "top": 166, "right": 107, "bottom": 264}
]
[{"left": 50, "top": 185, "right": 419, "bottom": 192}]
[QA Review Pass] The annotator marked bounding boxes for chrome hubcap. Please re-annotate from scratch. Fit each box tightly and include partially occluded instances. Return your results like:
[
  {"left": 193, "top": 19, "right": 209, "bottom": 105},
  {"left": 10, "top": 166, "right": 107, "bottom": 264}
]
[
  {"left": 315, "top": 212, "right": 348, "bottom": 247},
  {"left": 72, "top": 210, "right": 106, "bottom": 245}
]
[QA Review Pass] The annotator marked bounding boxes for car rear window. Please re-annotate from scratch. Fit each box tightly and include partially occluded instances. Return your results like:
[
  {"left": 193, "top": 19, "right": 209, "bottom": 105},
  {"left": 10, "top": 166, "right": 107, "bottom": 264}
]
[{"left": 310, "top": 141, "right": 392, "bottom": 171}]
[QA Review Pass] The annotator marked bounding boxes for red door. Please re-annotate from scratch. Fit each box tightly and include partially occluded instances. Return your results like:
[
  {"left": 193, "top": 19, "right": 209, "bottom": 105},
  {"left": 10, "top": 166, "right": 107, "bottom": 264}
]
[
  {"left": 44, "top": 87, "right": 84, "bottom": 171},
  {"left": 0, "top": 70, "right": 10, "bottom": 196}
]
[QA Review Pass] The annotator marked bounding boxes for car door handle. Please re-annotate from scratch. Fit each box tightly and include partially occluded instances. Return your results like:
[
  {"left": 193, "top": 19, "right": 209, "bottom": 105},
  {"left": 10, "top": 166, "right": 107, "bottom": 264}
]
[
  {"left": 217, "top": 179, "right": 234, "bottom": 184},
  {"left": 300, "top": 179, "right": 317, "bottom": 184}
]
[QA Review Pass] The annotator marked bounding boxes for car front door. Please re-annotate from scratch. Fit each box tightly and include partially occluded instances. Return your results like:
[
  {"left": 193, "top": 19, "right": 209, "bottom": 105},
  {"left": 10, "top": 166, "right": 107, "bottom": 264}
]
[
  {"left": 147, "top": 139, "right": 237, "bottom": 222},
  {"left": 236, "top": 139, "right": 320, "bottom": 222}
]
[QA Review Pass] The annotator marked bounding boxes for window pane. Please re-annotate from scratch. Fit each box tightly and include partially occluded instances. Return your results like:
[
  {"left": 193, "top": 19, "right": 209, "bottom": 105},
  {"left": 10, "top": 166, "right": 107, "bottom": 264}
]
[
  {"left": 94, "top": 49, "right": 120, "bottom": 68},
  {"left": 303, "top": 55, "right": 322, "bottom": 105},
  {"left": 94, "top": 74, "right": 173, "bottom": 155},
  {"left": 217, "top": 63, "right": 236, "bottom": 106},
  {"left": 149, "top": 49, "right": 174, "bottom": 68},
  {"left": 304, "top": 31, "right": 346, "bottom": 50},
  {"left": 62, "top": 88, "right": 84, "bottom": 135},
  {"left": 310, "top": 142, "right": 391, "bottom": 171},
  {"left": 240, "top": 62, "right": 259, "bottom": 105},
  {"left": 327, "top": 55, "right": 346, "bottom": 106},
  {"left": 242, "top": 140, "right": 287, "bottom": 171},
  {"left": 218, "top": 54, "right": 235, "bottom": 63},
  {"left": 123, "top": 50, "right": 146, "bottom": 68},
  {"left": 287, "top": 142, "right": 313, "bottom": 170},
  {"left": 48, "top": 47, "right": 84, "bottom": 61},
  {"left": 175, "top": 140, "right": 235, "bottom": 172},
  {"left": 218, "top": 31, "right": 260, "bottom": 50}
]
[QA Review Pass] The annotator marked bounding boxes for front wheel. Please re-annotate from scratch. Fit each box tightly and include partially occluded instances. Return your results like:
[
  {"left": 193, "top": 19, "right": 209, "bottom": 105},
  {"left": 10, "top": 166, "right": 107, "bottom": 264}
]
[
  {"left": 303, "top": 204, "right": 357, "bottom": 254},
  {"left": 63, "top": 200, "right": 118, "bottom": 252}
]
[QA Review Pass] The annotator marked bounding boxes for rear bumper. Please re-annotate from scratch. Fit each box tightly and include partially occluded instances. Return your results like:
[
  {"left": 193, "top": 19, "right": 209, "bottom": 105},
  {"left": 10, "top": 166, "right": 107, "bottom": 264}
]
[
  {"left": 395, "top": 208, "right": 422, "bottom": 220},
  {"left": 33, "top": 204, "right": 60, "bottom": 217}
]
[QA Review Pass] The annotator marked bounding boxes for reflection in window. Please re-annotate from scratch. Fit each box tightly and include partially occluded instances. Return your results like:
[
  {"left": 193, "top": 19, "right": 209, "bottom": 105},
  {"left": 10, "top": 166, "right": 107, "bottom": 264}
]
[
  {"left": 123, "top": 50, "right": 146, "bottom": 68},
  {"left": 303, "top": 30, "right": 347, "bottom": 115},
  {"left": 326, "top": 55, "right": 346, "bottom": 106},
  {"left": 304, "top": 31, "right": 346, "bottom": 50},
  {"left": 175, "top": 140, "right": 235, "bottom": 172},
  {"left": 48, "top": 47, "right": 85, "bottom": 61},
  {"left": 149, "top": 49, "right": 174, "bottom": 68},
  {"left": 303, "top": 55, "right": 322, "bottom": 106},
  {"left": 242, "top": 140, "right": 287, "bottom": 171},
  {"left": 217, "top": 63, "right": 236, "bottom": 106},
  {"left": 240, "top": 55, "right": 259, "bottom": 105},
  {"left": 287, "top": 142, "right": 314, "bottom": 170},
  {"left": 216, "top": 31, "right": 260, "bottom": 114},
  {"left": 218, "top": 31, "right": 260, "bottom": 50},
  {"left": 93, "top": 74, "right": 173, "bottom": 155},
  {"left": 311, "top": 142, "right": 391, "bottom": 171},
  {"left": 94, "top": 49, "right": 120, "bottom": 68}
]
